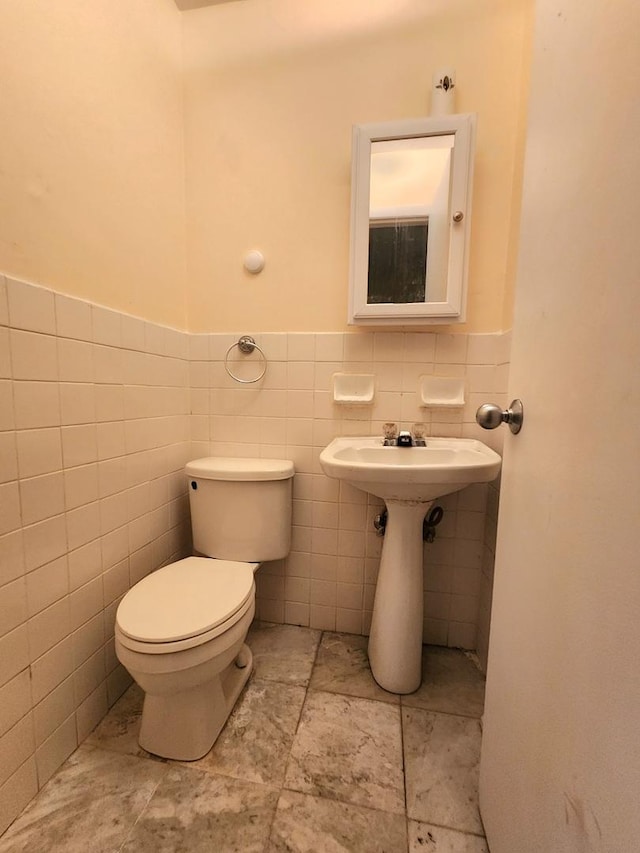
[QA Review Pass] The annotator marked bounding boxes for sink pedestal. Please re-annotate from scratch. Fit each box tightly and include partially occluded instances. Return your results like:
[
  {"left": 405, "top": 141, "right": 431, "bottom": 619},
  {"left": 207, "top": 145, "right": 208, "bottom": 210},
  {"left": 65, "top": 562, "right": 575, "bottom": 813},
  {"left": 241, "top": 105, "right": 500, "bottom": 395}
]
[{"left": 368, "top": 499, "right": 432, "bottom": 694}]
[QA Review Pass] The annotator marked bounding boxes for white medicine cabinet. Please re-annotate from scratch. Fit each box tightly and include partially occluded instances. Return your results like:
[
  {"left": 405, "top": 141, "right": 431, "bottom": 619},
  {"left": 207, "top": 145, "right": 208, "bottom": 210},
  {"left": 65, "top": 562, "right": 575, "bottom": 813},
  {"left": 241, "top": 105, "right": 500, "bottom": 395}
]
[{"left": 348, "top": 114, "right": 476, "bottom": 325}]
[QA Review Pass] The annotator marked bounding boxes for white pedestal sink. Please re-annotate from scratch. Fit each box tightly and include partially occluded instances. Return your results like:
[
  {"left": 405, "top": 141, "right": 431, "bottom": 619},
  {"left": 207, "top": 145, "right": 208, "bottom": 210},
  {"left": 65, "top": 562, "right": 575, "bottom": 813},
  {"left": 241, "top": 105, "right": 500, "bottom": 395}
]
[{"left": 319, "top": 436, "right": 502, "bottom": 693}]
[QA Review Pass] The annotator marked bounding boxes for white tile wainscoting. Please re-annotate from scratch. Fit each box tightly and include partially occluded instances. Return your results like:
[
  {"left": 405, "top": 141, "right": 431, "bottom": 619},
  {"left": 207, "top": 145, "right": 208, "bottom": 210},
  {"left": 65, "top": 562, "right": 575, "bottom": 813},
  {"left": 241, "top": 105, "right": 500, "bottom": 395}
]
[{"left": 0, "top": 272, "right": 509, "bottom": 832}]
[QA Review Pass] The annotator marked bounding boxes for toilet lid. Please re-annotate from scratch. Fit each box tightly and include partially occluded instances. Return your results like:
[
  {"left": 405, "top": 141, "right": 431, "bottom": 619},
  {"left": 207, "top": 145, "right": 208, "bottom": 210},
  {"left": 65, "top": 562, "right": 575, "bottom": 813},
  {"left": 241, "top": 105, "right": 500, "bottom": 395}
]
[{"left": 116, "top": 557, "right": 255, "bottom": 644}]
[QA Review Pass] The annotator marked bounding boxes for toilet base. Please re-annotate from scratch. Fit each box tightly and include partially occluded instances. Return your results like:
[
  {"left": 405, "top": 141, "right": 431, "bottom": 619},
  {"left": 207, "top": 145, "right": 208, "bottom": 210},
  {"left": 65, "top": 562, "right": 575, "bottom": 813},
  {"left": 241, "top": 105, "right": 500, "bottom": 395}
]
[{"left": 139, "top": 644, "right": 253, "bottom": 761}]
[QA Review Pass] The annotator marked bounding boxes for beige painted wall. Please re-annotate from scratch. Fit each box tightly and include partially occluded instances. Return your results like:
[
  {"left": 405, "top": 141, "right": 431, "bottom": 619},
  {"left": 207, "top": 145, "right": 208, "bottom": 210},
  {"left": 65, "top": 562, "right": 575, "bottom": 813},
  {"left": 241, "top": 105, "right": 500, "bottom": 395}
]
[
  {"left": 0, "top": 0, "right": 187, "bottom": 328},
  {"left": 182, "top": 0, "right": 533, "bottom": 333}
]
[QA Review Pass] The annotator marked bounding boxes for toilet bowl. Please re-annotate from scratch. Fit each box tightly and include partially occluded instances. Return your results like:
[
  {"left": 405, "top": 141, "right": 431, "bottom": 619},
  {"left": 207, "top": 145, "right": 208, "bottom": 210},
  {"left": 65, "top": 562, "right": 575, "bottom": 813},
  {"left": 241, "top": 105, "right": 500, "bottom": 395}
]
[{"left": 114, "top": 457, "right": 294, "bottom": 761}]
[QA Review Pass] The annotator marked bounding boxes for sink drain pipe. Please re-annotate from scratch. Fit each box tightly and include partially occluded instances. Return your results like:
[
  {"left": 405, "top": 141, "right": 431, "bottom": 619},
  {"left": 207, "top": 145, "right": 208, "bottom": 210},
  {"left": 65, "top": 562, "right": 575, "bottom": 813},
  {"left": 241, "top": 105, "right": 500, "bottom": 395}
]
[{"left": 374, "top": 506, "right": 444, "bottom": 542}]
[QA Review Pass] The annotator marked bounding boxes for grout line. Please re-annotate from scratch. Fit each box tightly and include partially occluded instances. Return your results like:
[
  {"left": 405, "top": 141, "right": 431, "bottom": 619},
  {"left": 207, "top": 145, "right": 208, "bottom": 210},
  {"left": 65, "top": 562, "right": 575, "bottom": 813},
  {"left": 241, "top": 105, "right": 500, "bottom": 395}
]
[
  {"left": 399, "top": 700, "right": 410, "bottom": 853},
  {"left": 115, "top": 764, "right": 169, "bottom": 853},
  {"left": 262, "top": 629, "right": 323, "bottom": 851}
]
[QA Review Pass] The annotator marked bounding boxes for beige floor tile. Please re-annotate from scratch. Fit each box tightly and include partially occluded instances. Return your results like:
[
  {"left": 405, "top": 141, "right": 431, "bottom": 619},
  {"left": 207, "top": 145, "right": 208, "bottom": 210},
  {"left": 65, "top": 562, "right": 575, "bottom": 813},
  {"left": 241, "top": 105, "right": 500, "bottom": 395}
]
[
  {"left": 404, "top": 708, "right": 483, "bottom": 834},
  {"left": 284, "top": 690, "right": 405, "bottom": 815},
  {"left": 186, "top": 678, "right": 306, "bottom": 787},
  {"left": 309, "top": 631, "right": 400, "bottom": 704},
  {"left": 0, "top": 745, "right": 165, "bottom": 853},
  {"left": 120, "top": 766, "right": 279, "bottom": 853},
  {"left": 402, "top": 646, "right": 485, "bottom": 718},
  {"left": 84, "top": 684, "right": 163, "bottom": 761},
  {"left": 409, "top": 821, "right": 488, "bottom": 852},
  {"left": 268, "top": 789, "right": 407, "bottom": 852},
  {"left": 247, "top": 621, "right": 321, "bottom": 686}
]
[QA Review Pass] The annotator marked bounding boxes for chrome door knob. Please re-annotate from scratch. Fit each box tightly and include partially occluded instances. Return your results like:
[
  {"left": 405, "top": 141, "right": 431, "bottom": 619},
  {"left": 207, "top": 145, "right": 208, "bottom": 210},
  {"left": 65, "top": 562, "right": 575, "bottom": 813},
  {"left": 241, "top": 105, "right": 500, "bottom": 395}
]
[{"left": 476, "top": 399, "right": 524, "bottom": 434}]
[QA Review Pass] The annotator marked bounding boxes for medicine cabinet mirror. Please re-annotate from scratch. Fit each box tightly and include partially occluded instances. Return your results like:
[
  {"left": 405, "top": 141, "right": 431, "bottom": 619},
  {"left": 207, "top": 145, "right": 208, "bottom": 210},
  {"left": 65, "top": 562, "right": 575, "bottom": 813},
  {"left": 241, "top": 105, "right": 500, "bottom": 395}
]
[{"left": 348, "top": 114, "right": 476, "bottom": 325}]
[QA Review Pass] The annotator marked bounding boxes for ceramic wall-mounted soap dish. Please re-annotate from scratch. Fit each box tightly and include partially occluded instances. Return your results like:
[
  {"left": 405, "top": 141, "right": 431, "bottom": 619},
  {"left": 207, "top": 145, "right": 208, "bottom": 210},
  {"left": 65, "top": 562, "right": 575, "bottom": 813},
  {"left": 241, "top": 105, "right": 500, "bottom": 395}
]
[
  {"left": 333, "top": 373, "right": 375, "bottom": 404},
  {"left": 419, "top": 375, "right": 465, "bottom": 408}
]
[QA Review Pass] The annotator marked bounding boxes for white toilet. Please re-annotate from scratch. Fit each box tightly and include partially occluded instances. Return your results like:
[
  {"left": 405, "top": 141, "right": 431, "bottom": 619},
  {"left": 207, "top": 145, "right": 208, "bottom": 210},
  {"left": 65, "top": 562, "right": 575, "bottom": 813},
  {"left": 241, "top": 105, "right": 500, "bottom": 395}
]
[{"left": 114, "top": 456, "right": 294, "bottom": 761}]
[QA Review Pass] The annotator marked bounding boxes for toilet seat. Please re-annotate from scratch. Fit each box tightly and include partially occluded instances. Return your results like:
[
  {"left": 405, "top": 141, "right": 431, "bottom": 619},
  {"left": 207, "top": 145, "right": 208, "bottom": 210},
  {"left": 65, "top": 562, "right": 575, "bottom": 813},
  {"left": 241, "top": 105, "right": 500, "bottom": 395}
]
[{"left": 116, "top": 557, "right": 255, "bottom": 654}]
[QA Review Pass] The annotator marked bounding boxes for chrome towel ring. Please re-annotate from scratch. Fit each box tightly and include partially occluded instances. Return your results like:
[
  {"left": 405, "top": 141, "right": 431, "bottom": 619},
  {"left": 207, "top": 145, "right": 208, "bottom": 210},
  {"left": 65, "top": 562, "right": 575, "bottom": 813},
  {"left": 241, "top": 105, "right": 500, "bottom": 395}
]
[{"left": 224, "top": 335, "right": 267, "bottom": 384}]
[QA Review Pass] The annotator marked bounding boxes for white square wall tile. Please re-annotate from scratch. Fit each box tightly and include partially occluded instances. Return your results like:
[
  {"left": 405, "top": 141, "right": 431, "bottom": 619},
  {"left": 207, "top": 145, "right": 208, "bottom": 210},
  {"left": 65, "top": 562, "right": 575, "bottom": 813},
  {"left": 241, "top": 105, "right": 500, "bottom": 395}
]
[
  {"left": 68, "top": 541, "right": 102, "bottom": 592},
  {"left": 25, "top": 556, "right": 68, "bottom": 618},
  {"left": 404, "top": 332, "right": 436, "bottom": 362},
  {"left": 336, "top": 608, "right": 362, "bottom": 634},
  {"left": 447, "top": 621, "right": 477, "bottom": 649},
  {"left": 27, "top": 597, "right": 71, "bottom": 661},
  {"left": 0, "top": 482, "right": 21, "bottom": 537},
  {"left": 33, "top": 676, "right": 75, "bottom": 747},
  {"left": 373, "top": 332, "right": 405, "bottom": 362},
  {"left": 57, "top": 338, "right": 94, "bottom": 383},
  {"left": 73, "top": 614, "right": 105, "bottom": 668},
  {"left": 6, "top": 278, "right": 55, "bottom": 334},
  {"left": 0, "top": 433, "right": 18, "bottom": 484},
  {"left": 0, "top": 755, "right": 38, "bottom": 836},
  {"left": 22, "top": 515, "right": 67, "bottom": 572},
  {"left": 284, "top": 602, "right": 310, "bottom": 626},
  {"left": 13, "top": 381, "right": 61, "bottom": 430},
  {"left": 287, "top": 333, "right": 315, "bottom": 362},
  {"left": 144, "top": 322, "right": 165, "bottom": 355},
  {"left": 259, "top": 333, "right": 288, "bottom": 361},
  {"left": 28, "top": 635, "right": 74, "bottom": 704},
  {"left": 435, "top": 333, "right": 468, "bottom": 364},
  {"left": 76, "top": 683, "right": 108, "bottom": 742},
  {"left": 16, "top": 428, "right": 63, "bottom": 479},
  {"left": 64, "top": 464, "right": 99, "bottom": 511},
  {"left": 189, "top": 333, "right": 209, "bottom": 360},
  {"left": 0, "top": 626, "right": 30, "bottom": 689},
  {"left": 19, "top": 472, "right": 65, "bottom": 526},
  {"left": 0, "top": 328, "right": 10, "bottom": 379},
  {"left": 60, "top": 383, "right": 96, "bottom": 426},
  {"left": 0, "top": 712, "right": 35, "bottom": 789},
  {"left": 69, "top": 578, "right": 103, "bottom": 633},
  {"left": 35, "top": 713, "right": 77, "bottom": 786},
  {"left": 0, "top": 531, "right": 25, "bottom": 588},
  {"left": 93, "top": 345, "right": 124, "bottom": 384},
  {"left": 344, "top": 333, "right": 374, "bottom": 362},
  {"left": 10, "top": 330, "right": 58, "bottom": 380},
  {"left": 0, "top": 577, "right": 27, "bottom": 639},
  {"left": 66, "top": 503, "right": 101, "bottom": 552},
  {"left": 121, "top": 314, "right": 146, "bottom": 351},
  {"left": 0, "top": 276, "right": 8, "bottom": 326},
  {"left": 91, "top": 306, "right": 122, "bottom": 347},
  {"left": 315, "top": 333, "right": 344, "bottom": 362},
  {"left": 61, "top": 424, "right": 98, "bottom": 468},
  {"left": 0, "top": 381, "right": 14, "bottom": 432},
  {"left": 0, "top": 670, "right": 31, "bottom": 738},
  {"left": 55, "top": 294, "right": 92, "bottom": 341},
  {"left": 465, "top": 333, "right": 502, "bottom": 365},
  {"left": 309, "top": 604, "right": 336, "bottom": 631}
]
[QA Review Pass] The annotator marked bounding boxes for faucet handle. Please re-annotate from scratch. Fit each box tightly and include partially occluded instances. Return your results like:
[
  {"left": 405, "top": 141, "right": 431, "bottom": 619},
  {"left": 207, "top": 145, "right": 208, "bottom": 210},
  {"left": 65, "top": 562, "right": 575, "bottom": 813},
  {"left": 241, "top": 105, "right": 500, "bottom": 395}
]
[
  {"left": 411, "top": 422, "right": 427, "bottom": 446},
  {"left": 382, "top": 422, "right": 398, "bottom": 440},
  {"left": 382, "top": 422, "right": 398, "bottom": 446}
]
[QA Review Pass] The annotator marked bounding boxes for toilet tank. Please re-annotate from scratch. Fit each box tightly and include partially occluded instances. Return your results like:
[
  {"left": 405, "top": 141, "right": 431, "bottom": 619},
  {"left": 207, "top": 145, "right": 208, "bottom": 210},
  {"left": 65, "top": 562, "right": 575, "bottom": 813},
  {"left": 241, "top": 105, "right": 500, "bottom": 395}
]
[{"left": 185, "top": 457, "right": 294, "bottom": 562}]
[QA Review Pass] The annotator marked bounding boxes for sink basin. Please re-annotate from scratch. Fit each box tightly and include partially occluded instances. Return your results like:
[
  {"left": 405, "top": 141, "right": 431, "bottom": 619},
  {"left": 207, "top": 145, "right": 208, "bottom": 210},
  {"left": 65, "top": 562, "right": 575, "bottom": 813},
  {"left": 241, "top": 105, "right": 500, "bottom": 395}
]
[
  {"left": 319, "top": 434, "right": 502, "bottom": 694},
  {"left": 319, "top": 436, "right": 501, "bottom": 502}
]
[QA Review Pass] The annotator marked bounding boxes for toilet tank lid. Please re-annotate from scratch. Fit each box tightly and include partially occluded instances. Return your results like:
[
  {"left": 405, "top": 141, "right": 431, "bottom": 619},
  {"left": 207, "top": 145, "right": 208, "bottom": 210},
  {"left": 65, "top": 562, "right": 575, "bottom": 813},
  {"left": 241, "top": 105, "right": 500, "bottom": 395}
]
[{"left": 185, "top": 457, "right": 295, "bottom": 481}]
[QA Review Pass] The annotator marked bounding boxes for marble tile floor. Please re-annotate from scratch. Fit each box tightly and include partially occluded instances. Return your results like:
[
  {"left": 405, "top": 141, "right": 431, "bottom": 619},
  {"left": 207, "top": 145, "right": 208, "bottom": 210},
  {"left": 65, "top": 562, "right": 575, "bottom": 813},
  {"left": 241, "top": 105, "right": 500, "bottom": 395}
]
[{"left": 0, "top": 625, "right": 489, "bottom": 853}]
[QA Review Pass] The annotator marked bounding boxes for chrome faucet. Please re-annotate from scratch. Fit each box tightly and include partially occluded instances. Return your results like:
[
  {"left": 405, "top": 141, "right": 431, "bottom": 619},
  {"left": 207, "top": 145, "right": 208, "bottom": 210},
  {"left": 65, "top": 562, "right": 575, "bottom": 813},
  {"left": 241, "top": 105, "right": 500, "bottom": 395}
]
[{"left": 382, "top": 423, "right": 427, "bottom": 447}]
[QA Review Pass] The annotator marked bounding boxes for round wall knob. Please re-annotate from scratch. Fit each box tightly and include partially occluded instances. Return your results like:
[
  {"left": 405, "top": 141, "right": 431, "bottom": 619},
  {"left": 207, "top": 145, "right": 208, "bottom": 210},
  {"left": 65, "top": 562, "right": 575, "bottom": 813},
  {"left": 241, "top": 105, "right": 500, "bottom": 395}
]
[
  {"left": 476, "top": 399, "right": 524, "bottom": 434},
  {"left": 243, "top": 250, "right": 265, "bottom": 274}
]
